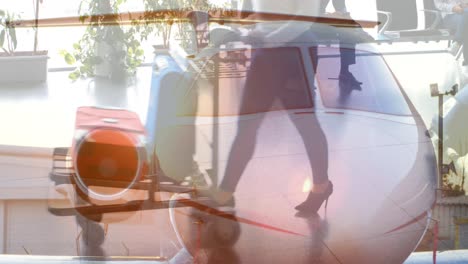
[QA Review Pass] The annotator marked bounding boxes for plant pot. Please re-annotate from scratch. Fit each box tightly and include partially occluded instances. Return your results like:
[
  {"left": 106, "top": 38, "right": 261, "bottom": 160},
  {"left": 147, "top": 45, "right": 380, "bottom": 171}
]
[
  {"left": 0, "top": 51, "right": 48, "bottom": 83},
  {"left": 94, "top": 41, "right": 129, "bottom": 84},
  {"left": 94, "top": 41, "right": 112, "bottom": 78}
]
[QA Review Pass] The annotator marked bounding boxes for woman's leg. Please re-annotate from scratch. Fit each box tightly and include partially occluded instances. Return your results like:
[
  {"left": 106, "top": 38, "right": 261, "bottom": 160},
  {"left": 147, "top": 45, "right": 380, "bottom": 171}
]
[
  {"left": 293, "top": 113, "right": 331, "bottom": 213},
  {"left": 219, "top": 50, "right": 273, "bottom": 194},
  {"left": 339, "top": 44, "right": 356, "bottom": 74},
  {"left": 444, "top": 13, "right": 465, "bottom": 42},
  {"left": 291, "top": 113, "right": 329, "bottom": 185},
  {"left": 462, "top": 9, "right": 468, "bottom": 64},
  {"left": 219, "top": 114, "right": 265, "bottom": 193},
  {"left": 319, "top": 0, "right": 331, "bottom": 14},
  {"left": 331, "top": 0, "right": 347, "bottom": 13}
]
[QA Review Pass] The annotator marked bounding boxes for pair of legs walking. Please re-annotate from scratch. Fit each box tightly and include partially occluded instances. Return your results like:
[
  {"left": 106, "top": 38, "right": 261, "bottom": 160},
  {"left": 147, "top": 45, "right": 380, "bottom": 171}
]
[
  {"left": 444, "top": 9, "right": 468, "bottom": 64},
  {"left": 212, "top": 48, "right": 332, "bottom": 214}
]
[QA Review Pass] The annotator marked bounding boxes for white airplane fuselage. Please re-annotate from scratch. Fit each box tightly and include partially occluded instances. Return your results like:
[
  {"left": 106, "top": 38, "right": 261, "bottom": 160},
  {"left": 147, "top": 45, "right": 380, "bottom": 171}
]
[{"left": 153, "top": 22, "right": 439, "bottom": 264}]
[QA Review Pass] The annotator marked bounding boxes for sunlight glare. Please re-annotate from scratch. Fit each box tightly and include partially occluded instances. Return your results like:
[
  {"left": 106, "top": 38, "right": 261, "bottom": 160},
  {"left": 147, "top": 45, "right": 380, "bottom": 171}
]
[{"left": 302, "top": 178, "right": 312, "bottom": 193}]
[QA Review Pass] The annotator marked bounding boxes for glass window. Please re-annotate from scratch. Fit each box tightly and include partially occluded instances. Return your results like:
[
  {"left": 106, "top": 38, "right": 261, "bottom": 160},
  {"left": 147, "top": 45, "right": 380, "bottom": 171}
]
[
  {"left": 311, "top": 47, "right": 412, "bottom": 116},
  {"left": 179, "top": 47, "right": 313, "bottom": 116},
  {"left": 0, "top": 0, "right": 234, "bottom": 68}
]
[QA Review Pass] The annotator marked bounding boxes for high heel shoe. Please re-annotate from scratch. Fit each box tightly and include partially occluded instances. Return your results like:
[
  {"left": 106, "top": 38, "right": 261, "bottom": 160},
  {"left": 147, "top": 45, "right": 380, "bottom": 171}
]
[
  {"left": 295, "top": 181, "right": 333, "bottom": 214},
  {"left": 339, "top": 72, "right": 362, "bottom": 91}
]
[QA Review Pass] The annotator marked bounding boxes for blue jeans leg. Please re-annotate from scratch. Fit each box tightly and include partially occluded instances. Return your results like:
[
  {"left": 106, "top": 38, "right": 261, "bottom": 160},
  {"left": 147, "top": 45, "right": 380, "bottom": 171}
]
[
  {"left": 444, "top": 13, "right": 464, "bottom": 42},
  {"left": 444, "top": 9, "right": 468, "bottom": 62}
]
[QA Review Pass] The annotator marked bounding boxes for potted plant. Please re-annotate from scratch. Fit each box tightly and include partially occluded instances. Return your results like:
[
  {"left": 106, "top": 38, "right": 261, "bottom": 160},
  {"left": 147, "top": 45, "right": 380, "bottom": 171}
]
[
  {"left": 141, "top": 0, "right": 184, "bottom": 52},
  {"left": 141, "top": 0, "right": 214, "bottom": 55},
  {"left": 61, "top": 0, "right": 144, "bottom": 82},
  {"left": 0, "top": 1, "right": 48, "bottom": 83}
]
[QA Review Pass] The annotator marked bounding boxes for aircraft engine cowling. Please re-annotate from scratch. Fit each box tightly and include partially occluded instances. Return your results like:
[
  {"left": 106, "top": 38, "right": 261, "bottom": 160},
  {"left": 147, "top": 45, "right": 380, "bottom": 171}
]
[{"left": 71, "top": 107, "right": 149, "bottom": 210}]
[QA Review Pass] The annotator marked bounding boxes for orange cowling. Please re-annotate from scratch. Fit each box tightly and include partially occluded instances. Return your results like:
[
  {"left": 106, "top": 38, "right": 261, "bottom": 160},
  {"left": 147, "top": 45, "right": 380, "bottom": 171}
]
[
  {"left": 74, "top": 129, "right": 142, "bottom": 196},
  {"left": 71, "top": 106, "right": 148, "bottom": 202}
]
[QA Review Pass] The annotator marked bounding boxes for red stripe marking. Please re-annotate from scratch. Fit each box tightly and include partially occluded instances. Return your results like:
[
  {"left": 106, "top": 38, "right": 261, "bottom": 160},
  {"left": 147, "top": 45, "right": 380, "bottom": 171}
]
[
  {"left": 384, "top": 211, "right": 428, "bottom": 235},
  {"left": 294, "top": 111, "right": 315, "bottom": 115},
  {"left": 177, "top": 199, "right": 306, "bottom": 237}
]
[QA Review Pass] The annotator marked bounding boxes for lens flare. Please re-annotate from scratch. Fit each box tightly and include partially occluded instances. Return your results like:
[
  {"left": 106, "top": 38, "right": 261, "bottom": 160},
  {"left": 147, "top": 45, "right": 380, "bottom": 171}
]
[{"left": 302, "top": 177, "right": 312, "bottom": 193}]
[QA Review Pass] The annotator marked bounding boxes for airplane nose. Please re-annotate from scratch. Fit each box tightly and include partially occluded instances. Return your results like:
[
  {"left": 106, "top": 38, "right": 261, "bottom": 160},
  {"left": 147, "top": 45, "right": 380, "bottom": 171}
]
[
  {"left": 375, "top": 123, "right": 437, "bottom": 229},
  {"left": 304, "top": 114, "right": 438, "bottom": 263},
  {"left": 350, "top": 125, "right": 437, "bottom": 263}
]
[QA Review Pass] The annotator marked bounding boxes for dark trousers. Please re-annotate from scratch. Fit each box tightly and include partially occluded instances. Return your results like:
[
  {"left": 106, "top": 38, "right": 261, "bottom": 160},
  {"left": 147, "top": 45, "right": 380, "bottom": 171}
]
[
  {"left": 320, "top": 0, "right": 347, "bottom": 14},
  {"left": 444, "top": 9, "right": 468, "bottom": 63},
  {"left": 319, "top": 0, "right": 355, "bottom": 72},
  {"left": 219, "top": 50, "right": 329, "bottom": 193}
]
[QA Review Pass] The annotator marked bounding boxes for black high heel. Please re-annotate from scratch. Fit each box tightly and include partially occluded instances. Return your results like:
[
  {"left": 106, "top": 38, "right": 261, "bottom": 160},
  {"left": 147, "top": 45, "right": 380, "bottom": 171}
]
[
  {"left": 295, "top": 182, "right": 333, "bottom": 214},
  {"left": 339, "top": 72, "right": 362, "bottom": 91}
]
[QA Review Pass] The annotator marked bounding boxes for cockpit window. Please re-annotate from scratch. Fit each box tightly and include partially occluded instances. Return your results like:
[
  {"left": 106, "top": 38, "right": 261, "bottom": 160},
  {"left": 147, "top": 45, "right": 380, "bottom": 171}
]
[
  {"left": 311, "top": 47, "right": 412, "bottom": 116},
  {"left": 179, "top": 47, "right": 313, "bottom": 116}
]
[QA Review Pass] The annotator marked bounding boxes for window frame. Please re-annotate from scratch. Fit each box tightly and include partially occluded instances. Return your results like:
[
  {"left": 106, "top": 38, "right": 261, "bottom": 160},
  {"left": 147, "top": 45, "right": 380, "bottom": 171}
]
[
  {"left": 310, "top": 46, "right": 413, "bottom": 116},
  {"left": 181, "top": 46, "right": 315, "bottom": 117}
]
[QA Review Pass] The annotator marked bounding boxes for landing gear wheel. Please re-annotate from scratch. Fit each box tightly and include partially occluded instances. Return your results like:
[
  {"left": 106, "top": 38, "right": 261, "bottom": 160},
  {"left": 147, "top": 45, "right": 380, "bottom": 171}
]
[
  {"left": 169, "top": 193, "right": 241, "bottom": 256},
  {"left": 187, "top": 205, "right": 240, "bottom": 249},
  {"left": 208, "top": 215, "right": 241, "bottom": 247}
]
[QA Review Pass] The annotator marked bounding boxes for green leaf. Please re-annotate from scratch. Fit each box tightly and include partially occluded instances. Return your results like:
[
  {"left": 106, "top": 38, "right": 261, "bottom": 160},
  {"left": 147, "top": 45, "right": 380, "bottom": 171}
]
[
  {"left": 136, "top": 48, "right": 144, "bottom": 56},
  {"left": 68, "top": 70, "right": 80, "bottom": 81},
  {"left": 58, "top": 49, "right": 67, "bottom": 56},
  {"left": 79, "top": 15, "right": 89, "bottom": 23},
  {"left": 73, "top": 43, "right": 81, "bottom": 50},
  {"left": 0, "top": 10, "right": 5, "bottom": 17},
  {"left": 64, "top": 53, "right": 76, "bottom": 65},
  {"left": 116, "top": 0, "right": 125, "bottom": 7},
  {"left": 80, "top": 64, "right": 92, "bottom": 74},
  {"left": 0, "top": 30, "right": 4, "bottom": 48}
]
